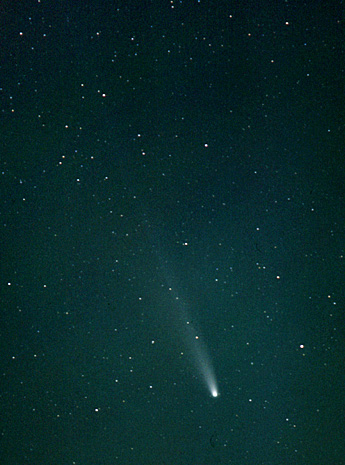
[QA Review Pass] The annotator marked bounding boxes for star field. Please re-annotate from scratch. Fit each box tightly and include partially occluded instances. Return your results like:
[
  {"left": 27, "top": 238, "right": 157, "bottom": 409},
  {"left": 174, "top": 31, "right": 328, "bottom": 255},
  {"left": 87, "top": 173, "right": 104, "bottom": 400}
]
[{"left": 1, "top": 1, "right": 345, "bottom": 464}]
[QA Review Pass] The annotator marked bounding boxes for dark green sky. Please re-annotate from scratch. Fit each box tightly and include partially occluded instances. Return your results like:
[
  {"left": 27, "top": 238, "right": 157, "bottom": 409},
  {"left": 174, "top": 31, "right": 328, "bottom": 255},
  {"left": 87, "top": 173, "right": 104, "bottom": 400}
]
[{"left": 1, "top": 0, "right": 345, "bottom": 464}]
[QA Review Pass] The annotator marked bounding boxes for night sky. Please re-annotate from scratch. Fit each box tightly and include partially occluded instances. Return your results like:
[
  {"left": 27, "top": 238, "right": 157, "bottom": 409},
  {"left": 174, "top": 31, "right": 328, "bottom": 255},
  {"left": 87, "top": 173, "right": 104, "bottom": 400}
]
[{"left": 1, "top": 1, "right": 345, "bottom": 464}]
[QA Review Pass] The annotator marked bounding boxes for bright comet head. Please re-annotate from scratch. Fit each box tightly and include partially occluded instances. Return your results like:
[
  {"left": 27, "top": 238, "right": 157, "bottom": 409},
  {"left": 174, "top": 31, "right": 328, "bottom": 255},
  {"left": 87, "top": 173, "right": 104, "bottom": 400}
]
[{"left": 206, "top": 377, "right": 219, "bottom": 398}]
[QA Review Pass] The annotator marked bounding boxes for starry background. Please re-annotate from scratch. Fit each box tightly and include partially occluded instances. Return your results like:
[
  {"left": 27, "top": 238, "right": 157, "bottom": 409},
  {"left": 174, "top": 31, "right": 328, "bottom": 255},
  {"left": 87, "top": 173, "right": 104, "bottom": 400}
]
[{"left": 1, "top": 0, "right": 345, "bottom": 464}]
